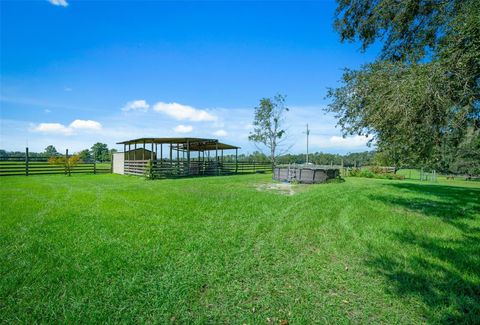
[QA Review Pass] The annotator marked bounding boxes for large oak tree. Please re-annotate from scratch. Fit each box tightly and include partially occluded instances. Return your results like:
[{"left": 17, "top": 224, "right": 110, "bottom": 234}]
[{"left": 328, "top": 0, "right": 479, "bottom": 169}]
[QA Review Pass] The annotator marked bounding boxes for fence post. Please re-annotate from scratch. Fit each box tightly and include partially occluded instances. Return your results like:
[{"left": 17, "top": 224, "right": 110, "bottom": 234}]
[
  {"left": 25, "top": 147, "right": 29, "bottom": 176},
  {"left": 235, "top": 148, "right": 238, "bottom": 174},
  {"left": 65, "top": 149, "right": 69, "bottom": 176},
  {"left": 93, "top": 153, "right": 97, "bottom": 174}
]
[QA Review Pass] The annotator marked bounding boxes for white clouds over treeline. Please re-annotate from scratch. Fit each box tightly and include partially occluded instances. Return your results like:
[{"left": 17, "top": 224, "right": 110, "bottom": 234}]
[
  {"left": 32, "top": 119, "right": 102, "bottom": 135},
  {"left": 122, "top": 99, "right": 217, "bottom": 122}
]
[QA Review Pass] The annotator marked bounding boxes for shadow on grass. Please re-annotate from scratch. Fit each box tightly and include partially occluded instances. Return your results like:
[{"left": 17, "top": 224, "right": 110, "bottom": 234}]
[{"left": 367, "top": 183, "right": 480, "bottom": 323}]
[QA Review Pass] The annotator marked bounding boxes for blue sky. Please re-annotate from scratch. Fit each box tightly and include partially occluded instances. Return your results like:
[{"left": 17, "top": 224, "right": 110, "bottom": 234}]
[{"left": 1, "top": 0, "right": 379, "bottom": 154}]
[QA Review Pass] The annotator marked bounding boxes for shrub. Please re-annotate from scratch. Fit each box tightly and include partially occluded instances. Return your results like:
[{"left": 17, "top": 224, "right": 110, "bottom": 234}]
[
  {"left": 144, "top": 160, "right": 157, "bottom": 180},
  {"left": 48, "top": 155, "right": 80, "bottom": 176},
  {"left": 347, "top": 166, "right": 405, "bottom": 180}
]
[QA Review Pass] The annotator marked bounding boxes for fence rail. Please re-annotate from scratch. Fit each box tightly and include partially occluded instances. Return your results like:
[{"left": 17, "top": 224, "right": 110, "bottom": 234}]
[
  {"left": 0, "top": 151, "right": 111, "bottom": 176},
  {"left": 124, "top": 160, "right": 272, "bottom": 178}
]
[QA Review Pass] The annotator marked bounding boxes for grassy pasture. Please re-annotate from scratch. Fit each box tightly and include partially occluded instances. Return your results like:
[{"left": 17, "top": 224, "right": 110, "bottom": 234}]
[{"left": 0, "top": 174, "right": 479, "bottom": 323}]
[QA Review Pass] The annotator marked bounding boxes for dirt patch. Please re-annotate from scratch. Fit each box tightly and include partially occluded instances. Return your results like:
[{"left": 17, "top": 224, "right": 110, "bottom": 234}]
[{"left": 256, "top": 182, "right": 297, "bottom": 196}]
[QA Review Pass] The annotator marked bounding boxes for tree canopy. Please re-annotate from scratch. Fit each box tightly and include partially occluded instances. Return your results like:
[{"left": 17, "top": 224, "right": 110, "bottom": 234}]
[
  {"left": 44, "top": 145, "right": 59, "bottom": 157},
  {"left": 328, "top": 0, "right": 479, "bottom": 170},
  {"left": 91, "top": 143, "right": 110, "bottom": 162}
]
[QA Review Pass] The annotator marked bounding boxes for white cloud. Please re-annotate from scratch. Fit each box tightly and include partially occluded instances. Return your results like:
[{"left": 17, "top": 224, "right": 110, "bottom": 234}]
[
  {"left": 32, "top": 123, "right": 72, "bottom": 135},
  {"left": 69, "top": 119, "right": 102, "bottom": 130},
  {"left": 122, "top": 99, "right": 150, "bottom": 112},
  {"left": 32, "top": 119, "right": 102, "bottom": 135},
  {"left": 153, "top": 101, "right": 217, "bottom": 122},
  {"left": 173, "top": 125, "right": 193, "bottom": 133},
  {"left": 48, "top": 0, "right": 68, "bottom": 7},
  {"left": 213, "top": 129, "right": 227, "bottom": 137}
]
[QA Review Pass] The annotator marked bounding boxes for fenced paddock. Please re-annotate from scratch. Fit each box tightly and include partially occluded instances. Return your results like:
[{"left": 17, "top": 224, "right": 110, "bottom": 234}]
[{"left": 0, "top": 155, "right": 111, "bottom": 177}]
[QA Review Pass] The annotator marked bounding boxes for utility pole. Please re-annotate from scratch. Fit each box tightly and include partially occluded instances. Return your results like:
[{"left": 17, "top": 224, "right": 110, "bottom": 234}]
[{"left": 305, "top": 124, "right": 310, "bottom": 164}]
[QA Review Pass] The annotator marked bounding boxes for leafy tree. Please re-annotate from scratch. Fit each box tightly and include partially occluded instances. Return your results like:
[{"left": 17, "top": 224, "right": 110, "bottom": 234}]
[
  {"left": 48, "top": 155, "right": 80, "bottom": 176},
  {"left": 77, "top": 149, "right": 92, "bottom": 162},
  {"left": 450, "top": 127, "right": 480, "bottom": 175},
  {"left": 248, "top": 94, "right": 290, "bottom": 168},
  {"left": 329, "top": 0, "right": 480, "bottom": 168},
  {"left": 44, "top": 145, "right": 59, "bottom": 157},
  {"left": 327, "top": 61, "right": 457, "bottom": 166},
  {"left": 91, "top": 143, "right": 109, "bottom": 162}
]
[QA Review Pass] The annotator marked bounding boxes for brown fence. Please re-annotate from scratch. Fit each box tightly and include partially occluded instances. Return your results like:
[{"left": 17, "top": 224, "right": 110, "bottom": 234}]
[
  {"left": 124, "top": 160, "right": 271, "bottom": 178},
  {"left": 0, "top": 154, "right": 111, "bottom": 177}
]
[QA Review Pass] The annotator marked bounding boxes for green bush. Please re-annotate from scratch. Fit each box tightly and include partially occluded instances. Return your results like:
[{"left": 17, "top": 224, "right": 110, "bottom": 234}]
[
  {"left": 144, "top": 160, "right": 157, "bottom": 180},
  {"left": 347, "top": 167, "right": 405, "bottom": 180}
]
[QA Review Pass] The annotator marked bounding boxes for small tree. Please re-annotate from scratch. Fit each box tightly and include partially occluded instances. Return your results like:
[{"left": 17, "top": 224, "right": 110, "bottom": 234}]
[
  {"left": 48, "top": 155, "right": 80, "bottom": 176},
  {"left": 44, "top": 145, "right": 59, "bottom": 157},
  {"left": 77, "top": 149, "right": 92, "bottom": 162},
  {"left": 248, "top": 94, "right": 290, "bottom": 169},
  {"left": 91, "top": 143, "right": 109, "bottom": 162}
]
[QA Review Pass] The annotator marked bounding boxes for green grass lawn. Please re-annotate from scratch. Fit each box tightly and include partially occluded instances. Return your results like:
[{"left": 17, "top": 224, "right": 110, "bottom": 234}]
[{"left": 1, "top": 174, "right": 479, "bottom": 323}]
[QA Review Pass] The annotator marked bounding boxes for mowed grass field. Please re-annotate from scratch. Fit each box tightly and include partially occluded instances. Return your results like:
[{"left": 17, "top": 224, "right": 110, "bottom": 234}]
[{"left": 1, "top": 174, "right": 479, "bottom": 324}]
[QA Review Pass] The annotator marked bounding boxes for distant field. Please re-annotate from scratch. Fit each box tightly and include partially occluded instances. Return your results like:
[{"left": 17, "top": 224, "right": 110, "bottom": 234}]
[{"left": 1, "top": 174, "right": 479, "bottom": 323}]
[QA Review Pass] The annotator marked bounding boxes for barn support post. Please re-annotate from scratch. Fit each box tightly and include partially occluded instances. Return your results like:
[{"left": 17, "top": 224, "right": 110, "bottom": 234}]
[
  {"left": 176, "top": 144, "right": 180, "bottom": 175},
  {"left": 134, "top": 143, "right": 137, "bottom": 160},
  {"left": 235, "top": 148, "right": 238, "bottom": 173},
  {"left": 25, "top": 147, "right": 29, "bottom": 176},
  {"left": 151, "top": 142, "right": 154, "bottom": 160},
  {"left": 142, "top": 141, "right": 145, "bottom": 160},
  {"left": 169, "top": 143, "right": 173, "bottom": 175},
  {"left": 128, "top": 144, "right": 131, "bottom": 160},
  {"left": 186, "top": 140, "right": 190, "bottom": 175},
  {"left": 123, "top": 144, "right": 126, "bottom": 160},
  {"left": 215, "top": 142, "right": 218, "bottom": 175},
  {"left": 160, "top": 144, "right": 163, "bottom": 163}
]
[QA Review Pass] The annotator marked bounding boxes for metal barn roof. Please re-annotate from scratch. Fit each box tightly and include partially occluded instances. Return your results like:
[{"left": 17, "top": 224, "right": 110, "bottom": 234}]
[{"left": 116, "top": 137, "right": 240, "bottom": 151}]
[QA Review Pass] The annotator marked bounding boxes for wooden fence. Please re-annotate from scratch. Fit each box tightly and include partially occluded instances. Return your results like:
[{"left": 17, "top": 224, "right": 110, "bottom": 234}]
[
  {"left": 124, "top": 160, "right": 272, "bottom": 178},
  {"left": 0, "top": 153, "right": 111, "bottom": 176}
]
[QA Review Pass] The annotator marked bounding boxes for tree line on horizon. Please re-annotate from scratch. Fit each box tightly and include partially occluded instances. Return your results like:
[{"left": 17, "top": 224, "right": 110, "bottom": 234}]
[
  {"left": 228, "top": 151, "right": 376, "bottom": 168},
  {"left": 0, "top": 143, "right": 117, "bottom": 162}
]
